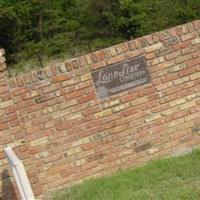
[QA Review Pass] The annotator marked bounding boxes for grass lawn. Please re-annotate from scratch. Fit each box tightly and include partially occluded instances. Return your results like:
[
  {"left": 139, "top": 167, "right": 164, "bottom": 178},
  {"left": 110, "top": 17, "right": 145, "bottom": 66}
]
[{"left": 52, "top": 149, "right": 200, "bottom": 200}]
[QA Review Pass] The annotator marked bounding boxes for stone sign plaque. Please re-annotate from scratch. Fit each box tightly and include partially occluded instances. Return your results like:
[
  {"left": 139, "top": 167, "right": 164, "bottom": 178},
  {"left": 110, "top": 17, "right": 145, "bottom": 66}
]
[{"left": 92, "top": 55, "right": 150, "bottom": 98}]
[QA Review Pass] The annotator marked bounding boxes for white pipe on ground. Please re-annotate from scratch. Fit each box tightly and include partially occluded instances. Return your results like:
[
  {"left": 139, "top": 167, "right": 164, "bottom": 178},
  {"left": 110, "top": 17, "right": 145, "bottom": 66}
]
[{"left": 4, "top": 147, "right": 36, "bottom": 200}]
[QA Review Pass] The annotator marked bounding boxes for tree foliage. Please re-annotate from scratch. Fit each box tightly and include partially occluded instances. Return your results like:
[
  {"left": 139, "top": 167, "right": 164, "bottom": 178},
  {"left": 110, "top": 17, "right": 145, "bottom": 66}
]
[{"left": 0, "top": 0, "right": 199, "bottom": 72}]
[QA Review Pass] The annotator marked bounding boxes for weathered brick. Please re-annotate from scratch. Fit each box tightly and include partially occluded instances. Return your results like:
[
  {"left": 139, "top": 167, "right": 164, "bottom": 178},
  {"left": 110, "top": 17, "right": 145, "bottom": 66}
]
[
  {"left": 0, "top": 100, "right": 13, "bottom": 109},
  {"left": 193, "top": 20, "right": 200, "bottom": 30},
  {"left": 179, "top": 67, "right": 196, "bottom": 77},
  {"left": 52, "top": 108, "right": 71, "bottom": 119},
  {"left": 185, "top": 113, "right": 200, "bottom": 122},
  {"left": 191, "top": 37, "right": 200, "bottom": 45},
  {"left": 179, "top": 100, "right": 196, "bottom": 110},
  {"left": 30, "top": 137, "right": 48, "bottom": 146},
  {"left": 0, "top": 123, "right": 9, "bottom": 131},
  {"left": 90, "top": 60, "right": 107, "bottom": 70},
  {"left": 170, "top": 98, "right": 186, "bottom": 107},
  {"left": 109, "top": 47, "right": 118, "bottom": 56},
  {"left": 108, "top": 124, "right": 129, "bottom": 134},
  {"left": 21, "top": 90, "right": 40, "bottom": 99},
  {"left": 79, "top": 92, "right": 96, "bottom": 103},
  {"left": 84, "top": 54, "right": 92, "bottom": 65},
  {"left": 186, "top": 93, "right": 197, "bottom": 101},
  {"left": 61, "top": 77, "right": 80, "bottom": 87},
  {"left": 102, "top": 99, "right": 120, "bottom": 109},
  {"left": 156, "top": 47, "right": 172, "bottom": 57},
  {"left": 56, "top": 122, "right": 73, "bottom": 130},
  {"left": 190, "top": 72, "right": 200, "bottom": 80},
  {"left": 181, "top": 32, "right": 196, "bottom": 41},
  {"left": 134, "top": 143, "right": 152, "bottom": 152},
  {"left": 67, "top": 112, "right": 83, "bottom": 120},
  {"left": 80, "top": 73, "right": 92, "bottom": 81},
  {"left": 94, "top": 109, "right": 112, "bottom": 118},
  {"left": 173, "top": 76, "right": 190, "bottom": 85},
  {"left": 131, "top": 96, "right": 148, "bottom": 107},
  {"left": 112, "top": 103, "right": 129, "bottom": 113},
  {"left": 65, "top": 147, "right": 82, "bottom": 156},
  {"left": 107, "top": 54, "right": 125, "bottom": 65},
  {"left": 155, "top": 82, "right": 173, "bottom": 91},
  {"left": 121, "top": 93, "right": 138, "bottom": 103},
  {"left": 145, "top": 113, "right": 162, "bottom": 122},
  {"left": 60, "top": 99, "right": 78, "bottom": 109},
  {"left": 144, "top": 43, "right": 163, "bottom": 53},
  {"left": 162, "top": 107, "right": 179, "bottom": 116},
  {"left": 167, "top": 118, "right": 185, "bottom": 127},
  {"left": 83, "top": 105, "right": 102, "bottom": 116},
  {"left": 11, "top": 87, "right": 29, "bottom": 96},
  {"left": 125, "top": 49, "right": 144, "bottom": 58}
]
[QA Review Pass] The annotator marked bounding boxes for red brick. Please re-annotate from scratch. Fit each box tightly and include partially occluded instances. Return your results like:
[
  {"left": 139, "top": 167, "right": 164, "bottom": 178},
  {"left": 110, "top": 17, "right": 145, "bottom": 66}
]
[
  {"left": 82, "top": 142, "right": 96, "bottom": 151},
  {"left": 52, "top": 74, "right": 70, "bottom": 83},
  {"left": 5, "top": 105, "right": 17, "bottom": 114},
  {"left": 138, "top": 87, "right": 156, "bottom": 97},
  {"left": 192, "top": 51, "right": 200, "bottom": 59},
  {"left": 173, "top": 41, "right": 190, "bottom": 51},
  {"left": 0, "top": 85, "right": 8, "bottom": 94},
  {"left": 12, "top": 87, "right": 29, "bottom": 96},
  {"left": 66, "top": 90, "right": 84, "bottom": 100},
  {"left": 83, "top": 105, "right": 102, "bottom": 116},
  {"left": 0, "top": 123, "right": 9, "bottom": 131},
  {"left": 56, "top": 122, "right": 73, "bottom": 130},
  {"left": 78, "top": 92, "right": 96, "bottom": 103},
  {"left": 161, "top": 73, "right": 178, "bottom": 83},
  {"left": 10, "top": 119, "right": 20, "bottom": 127},
  {"left": 90, "top": 60, "right": 107, "bottom": 70},
  {"left": 0, "top": 113, "right": 17, "bottom": 123},
  {"left": 165, "top": 51, "right": 181, "bottom": 60},
  {"left": 2, "top": 136, "right": 13, "bottom": 144},
  {"left": 1, "top": 93, "right": 11, "bottom": 101},
  {"left": 146, "top": 52, "right": 155, "bottom": 60},
  {"left": 196, "top": 99, "right": 200, "bottom": 105},
  {"left": 148, "top": 93, "right": 160, "bottom": 101},
  {"left": 160, "top": 94, "right": 177, "bottom": 104},
  {"left": 121, "top": 93, "right": 138, "bottom": 103},
  {"left": 64, "top": 61, "right": 73, "bottom": 71},
  {"left": 178, "top": 67, "right": 196, "bottom": 77},
  {"left": 186, "top": 57, "right": 200, "bottom": 67},
  {"left": 141, "top": 100, "right": 159, "bottom": 110},
  {"left": 14, "top": 131, "right": 25, "bottom": 139},
  {"left": 164, "top": 85, "right": 181, "bottom": 96},
  {"left": 171, "top": 110, "right": 189, "bottom": 120},
  {"left": 96, "top": 50, "right": 105, "bottom": 61},
  {"left": 176, "top": 88, "right": 193, "bottom": 98}
]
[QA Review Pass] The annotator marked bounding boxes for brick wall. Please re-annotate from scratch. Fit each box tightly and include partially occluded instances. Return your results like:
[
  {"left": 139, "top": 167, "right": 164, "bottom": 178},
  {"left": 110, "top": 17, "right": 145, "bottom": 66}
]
[
  {"left": 0, "top": 49, "right": 7, "bottom": 79},
  {"left": 1, "top": 20, "right": 200, "bottom": 199}
]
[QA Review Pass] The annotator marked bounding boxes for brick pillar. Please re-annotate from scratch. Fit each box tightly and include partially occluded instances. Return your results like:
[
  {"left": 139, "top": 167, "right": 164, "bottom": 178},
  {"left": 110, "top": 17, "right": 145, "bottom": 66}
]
[{"left": 0, "top": 49, "right": 8, "bottom": 80}]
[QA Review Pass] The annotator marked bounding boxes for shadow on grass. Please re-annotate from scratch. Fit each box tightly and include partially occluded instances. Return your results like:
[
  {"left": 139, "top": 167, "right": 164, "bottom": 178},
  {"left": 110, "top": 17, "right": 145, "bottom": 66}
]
[{"left": 1, "top": 169, "right": 19, "bottom": 200}]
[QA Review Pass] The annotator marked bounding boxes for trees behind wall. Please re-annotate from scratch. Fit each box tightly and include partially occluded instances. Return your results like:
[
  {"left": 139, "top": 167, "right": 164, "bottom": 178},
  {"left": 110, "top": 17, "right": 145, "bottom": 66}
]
[{"left": 0, "top": 0, "right": 199, "bottom": 73}]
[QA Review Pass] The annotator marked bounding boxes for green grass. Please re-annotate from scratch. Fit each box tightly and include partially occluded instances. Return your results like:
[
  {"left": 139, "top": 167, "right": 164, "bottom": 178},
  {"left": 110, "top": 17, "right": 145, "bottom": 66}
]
[{"left": 52, "top": 149, "right": 200, "bottom": 200}]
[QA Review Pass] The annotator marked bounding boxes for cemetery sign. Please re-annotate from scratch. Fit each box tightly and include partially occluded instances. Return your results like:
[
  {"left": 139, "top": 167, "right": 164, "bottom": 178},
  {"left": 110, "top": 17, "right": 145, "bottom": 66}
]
[{"left": 92, "top": 55, "right": 150, "bottom": 98}]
